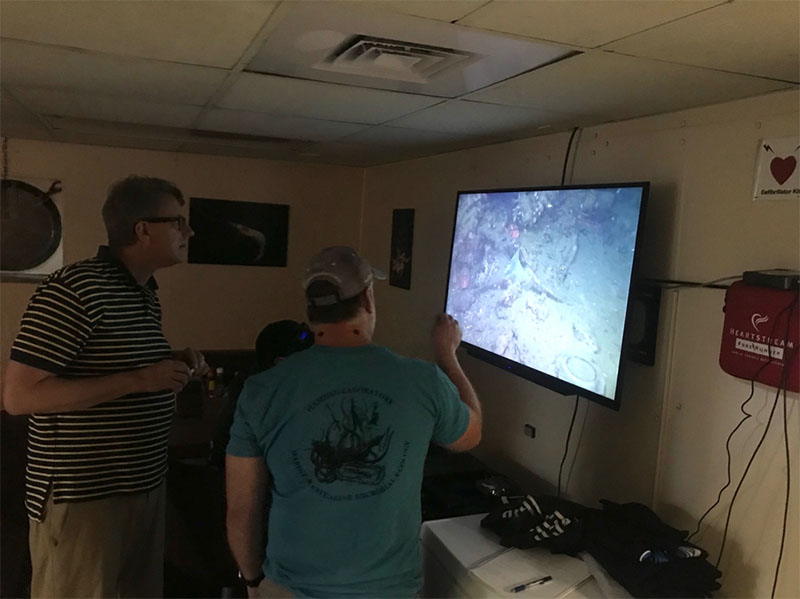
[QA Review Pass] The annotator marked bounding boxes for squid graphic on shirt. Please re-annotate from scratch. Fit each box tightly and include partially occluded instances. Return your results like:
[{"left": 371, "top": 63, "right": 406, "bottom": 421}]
[{"left": 310, "top": 398, "right": 393, "bottom": 485}]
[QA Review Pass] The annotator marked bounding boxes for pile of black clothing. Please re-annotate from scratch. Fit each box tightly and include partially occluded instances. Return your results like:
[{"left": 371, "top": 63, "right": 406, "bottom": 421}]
[
  {"left": 480, "top": 494, "right": 586, "bottom": 555},
  {"left": 480, "top": 495, "right": 721, "bottom": 598}
]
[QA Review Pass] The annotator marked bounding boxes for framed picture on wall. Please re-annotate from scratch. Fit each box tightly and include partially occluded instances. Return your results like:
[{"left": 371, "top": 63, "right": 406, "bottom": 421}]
[
  {"left": 188, "top": 197, "right": 289, "bottom": 267},
  {"left": 389, "top": 208, "right": 414, "bottom": 289}
]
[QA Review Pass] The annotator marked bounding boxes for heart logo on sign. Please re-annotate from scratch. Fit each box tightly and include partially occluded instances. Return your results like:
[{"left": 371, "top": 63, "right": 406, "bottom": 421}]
[
  {"left": 751, "top": 313, "right": 769, "bottom": 332},
  {"left": 770, "top": 156, "right": 797, "bottom": 185}
]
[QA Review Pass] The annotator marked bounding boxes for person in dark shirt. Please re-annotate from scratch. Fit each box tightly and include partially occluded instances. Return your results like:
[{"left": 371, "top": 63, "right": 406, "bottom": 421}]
[
  {"left": 210, "top": 320, "right": 314, "bottom": 469},
  {"left": 254, "top": 320, "right": 315, "bottom": 371}
]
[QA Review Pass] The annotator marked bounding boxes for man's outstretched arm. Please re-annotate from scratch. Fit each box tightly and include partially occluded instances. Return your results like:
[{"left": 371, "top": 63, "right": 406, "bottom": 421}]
[{"left": 432, "top": 314, "right": 482, "bottom": 452}]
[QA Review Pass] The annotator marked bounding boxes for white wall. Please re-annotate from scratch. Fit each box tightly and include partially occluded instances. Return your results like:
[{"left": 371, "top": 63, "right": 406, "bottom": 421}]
[
  {"left": 0, "top": 140, "right": 364, "bottom": 357},
  {"left": 360, "top": 89, "right": 799, "bottom": 597}
]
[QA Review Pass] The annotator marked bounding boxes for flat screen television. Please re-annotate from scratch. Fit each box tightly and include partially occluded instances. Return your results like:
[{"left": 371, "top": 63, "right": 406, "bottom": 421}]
[{"left": 444, "top": 182, "right": 649, "bottom": 409}]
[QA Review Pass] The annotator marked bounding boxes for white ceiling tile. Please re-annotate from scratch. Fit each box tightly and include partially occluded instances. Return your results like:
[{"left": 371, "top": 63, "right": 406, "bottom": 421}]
[
  {"left": 0, "top": 40, "right": 228, "bottom": 105},
  {"left": 218, "top": 72, "right": 443, "bottom": 124},
  {"left": 50, "top": 129, "right": 183, "bottom": 152},
  {"left": 197, "top": 109, "right": 370, "bottom": 141},
  {"left": 371, "top": 0, "right": 489, "bottom": 22},
  {"left": 43, "top": 116, "right": 188, "bottom": 140},
  {"left": 0, "top": 90, "right": 52, "bottom": 139},
  {"left": 340, "top": 125, "right": 467, "bottom": 147},
  {"left": 459, "top": 0, "right": 723, "bottom": 48},
  {"left": 317, "top": 125, "right": 501, "bottom": 165},
  {"left": 0, "top": 0, "right": 279, "bottom": 68},
  {"left": 41, "top": 115, "right": 296, "bottom": 157},
  {"left": 302, "top": 140, "right": 436, "bottom": 167},
  {"left": 177, "top": 141, "right": 309, "bottom": 161},
  {"left": 387, "top": 100, "right": 586, "bottom": 137},
  {"left": 13, "top": 88, "right": 202, "bottom": 128},
  {"left": 465, "top": 52, "right": 794, "bottom": 121},
  {"left": 606, "top": 0, "right": 800, "bottom": 82},
  {"left": 1, "top": 0, "right": 797, "bottom": 167}
]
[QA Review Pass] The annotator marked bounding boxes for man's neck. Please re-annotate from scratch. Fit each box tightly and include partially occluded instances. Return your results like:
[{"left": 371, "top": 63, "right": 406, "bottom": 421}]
[
  {"left": 112, "top": 246, "right": 155, "bottom": 286},
  {"left": 312, "top": 318, "right": 373, "bottom": 348}
]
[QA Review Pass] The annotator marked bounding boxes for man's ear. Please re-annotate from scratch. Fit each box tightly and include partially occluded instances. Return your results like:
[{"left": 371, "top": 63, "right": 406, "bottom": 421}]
[
  {"left": 363, "top": 285, "right": 376, "bottom": 315},
  {"left": 133, "top": 221, "right": 150, "bottom": 245}
]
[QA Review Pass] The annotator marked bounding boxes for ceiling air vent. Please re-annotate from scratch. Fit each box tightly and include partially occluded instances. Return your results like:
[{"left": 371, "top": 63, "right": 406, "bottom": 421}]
[{"left": 318, "top": 35, "right": 475, "bottom": 83}]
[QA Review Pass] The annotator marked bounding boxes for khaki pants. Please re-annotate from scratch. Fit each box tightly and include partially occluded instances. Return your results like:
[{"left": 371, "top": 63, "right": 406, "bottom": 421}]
[{"left": 29, "top": 483, "right": 166, "bottom": 598}]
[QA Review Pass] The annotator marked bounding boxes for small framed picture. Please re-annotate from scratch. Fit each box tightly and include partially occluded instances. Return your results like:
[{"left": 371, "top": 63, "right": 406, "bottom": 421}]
[
  {"left": 389, "top": 208, "right": 414, "bottom": 289},
  {"left": 188, "top": 197, "right": 289, "bottom": 267}
]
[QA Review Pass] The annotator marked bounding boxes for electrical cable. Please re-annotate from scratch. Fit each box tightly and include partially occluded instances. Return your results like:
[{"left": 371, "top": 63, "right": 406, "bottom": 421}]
[
  {"left": 686, "top": 379, "right": 758, "bottom": 541},
  {"left": 687, "top": 298, "right": 794, "bottom": 540},
  {"left": 713, "top": 293, "right": 798, "bottom": 579},
  {"left": 771, "top": 294, "right": 797, "bottom": 596},
  {"left": 649, "top": 269, "right": 794, "bottom": 291},
  {"left": 651, "top": 275, "right": 742, "bottom": 290},
  {"left": 771, "top": 378, "right": 791, "bottom": 598},
  {"left": 688, "top": 296, "right": 796, "bottom": 541},
  {"left": 557, "top": 394, "right": 581, "bottom": 499},
  {"left": 715, "top": 373, "right": 783, "bottom": 570},
  {"left": 560, "top": 128, "right": 579, "bottom": 186}
]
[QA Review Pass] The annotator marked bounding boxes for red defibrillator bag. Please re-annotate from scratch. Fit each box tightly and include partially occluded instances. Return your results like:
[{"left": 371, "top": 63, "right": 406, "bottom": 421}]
[{"left": 719, "top": 281, "right": 799, "bottom": 392}]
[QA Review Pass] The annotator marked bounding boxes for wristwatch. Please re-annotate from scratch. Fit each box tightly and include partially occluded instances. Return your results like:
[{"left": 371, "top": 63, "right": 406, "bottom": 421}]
[{"left": 238, "top": 570, "right": 265, "bottom": 588}]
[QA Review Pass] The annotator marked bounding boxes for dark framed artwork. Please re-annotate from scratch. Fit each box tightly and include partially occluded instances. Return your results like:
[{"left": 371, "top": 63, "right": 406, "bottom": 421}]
[
  {"left": 188, "top": 197, "right": 289, "bottom": 267},
  {"left": 389, "top": 208, "right": 414, "bottom": 289}
]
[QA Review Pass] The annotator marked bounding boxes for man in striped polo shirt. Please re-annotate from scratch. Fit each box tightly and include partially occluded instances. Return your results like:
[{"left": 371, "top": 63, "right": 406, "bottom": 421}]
[{"left": 3, "top": 175, "right": 208, "bottom": 598}]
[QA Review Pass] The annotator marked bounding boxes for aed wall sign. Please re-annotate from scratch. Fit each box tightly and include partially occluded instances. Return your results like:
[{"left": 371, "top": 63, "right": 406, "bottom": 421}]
[{"left": 753, "top": 136, "right": 799, "bottom": 201}]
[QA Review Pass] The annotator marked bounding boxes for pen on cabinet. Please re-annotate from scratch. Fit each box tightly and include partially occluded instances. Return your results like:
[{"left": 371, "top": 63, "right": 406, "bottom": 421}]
[{"left": 509, "top": 575, "right": 552, "bottom": 593}]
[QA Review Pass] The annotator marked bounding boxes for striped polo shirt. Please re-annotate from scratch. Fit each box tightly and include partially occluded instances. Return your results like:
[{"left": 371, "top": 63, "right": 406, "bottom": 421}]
[{"left": 9, "top": 246, "right": 175, "bottom": 521}]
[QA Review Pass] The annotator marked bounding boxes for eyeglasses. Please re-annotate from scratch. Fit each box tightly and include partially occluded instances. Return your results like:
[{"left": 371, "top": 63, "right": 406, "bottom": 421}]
[{"left": 141, "top": 215, "right": 189, "bottom": 230}]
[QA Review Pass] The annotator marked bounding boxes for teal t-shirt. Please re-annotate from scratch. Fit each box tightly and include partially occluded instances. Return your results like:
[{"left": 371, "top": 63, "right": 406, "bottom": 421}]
[{"left": 227, "top": 344, "right": 470, "bottom": 598}]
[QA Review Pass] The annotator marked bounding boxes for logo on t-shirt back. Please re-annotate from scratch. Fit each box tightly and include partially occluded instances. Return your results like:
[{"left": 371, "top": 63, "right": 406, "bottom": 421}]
[
  {"left": 290, "top": 387, "right": 409, "bottom": 502},
  {"left": 311, "top": 397, "right": 393, "bottom": 485}
]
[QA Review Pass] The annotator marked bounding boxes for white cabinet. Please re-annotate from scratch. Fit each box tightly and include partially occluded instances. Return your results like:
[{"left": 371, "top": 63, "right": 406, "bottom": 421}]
[{"left": 421, "top": 514, "right": 603, "bottom": 598}]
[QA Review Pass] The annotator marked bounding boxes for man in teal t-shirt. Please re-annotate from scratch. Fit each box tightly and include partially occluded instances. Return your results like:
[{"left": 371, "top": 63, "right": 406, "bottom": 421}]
[{"left": 226, "top": 246, "right": 482, "bottom": 598}]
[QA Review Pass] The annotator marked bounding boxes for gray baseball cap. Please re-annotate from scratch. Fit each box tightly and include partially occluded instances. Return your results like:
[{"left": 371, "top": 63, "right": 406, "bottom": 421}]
[{"left": 303, "top": 246, "right": 386, "bottom": 306}]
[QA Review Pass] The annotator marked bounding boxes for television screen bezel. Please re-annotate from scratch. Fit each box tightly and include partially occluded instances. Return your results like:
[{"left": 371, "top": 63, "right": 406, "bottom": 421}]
[{"left": 443, "top": 181, "right": 650, "bottom": 410}]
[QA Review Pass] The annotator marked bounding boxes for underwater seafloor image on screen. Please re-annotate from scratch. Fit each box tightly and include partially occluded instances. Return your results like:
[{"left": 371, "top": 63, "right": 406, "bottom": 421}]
[{"left": 445, "top": 187, "right": 643, "bottom": 400}]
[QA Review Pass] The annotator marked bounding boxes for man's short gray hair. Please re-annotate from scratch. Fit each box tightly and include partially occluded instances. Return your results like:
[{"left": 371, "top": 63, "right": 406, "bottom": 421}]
[{"left": 102, "top": 175, "right": 184, "bottom": 247}]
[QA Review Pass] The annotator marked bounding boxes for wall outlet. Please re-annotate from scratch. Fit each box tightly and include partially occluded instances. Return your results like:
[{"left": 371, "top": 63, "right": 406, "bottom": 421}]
[{"left": 524, "top": 424, "right": 536, "bottom": 438}]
